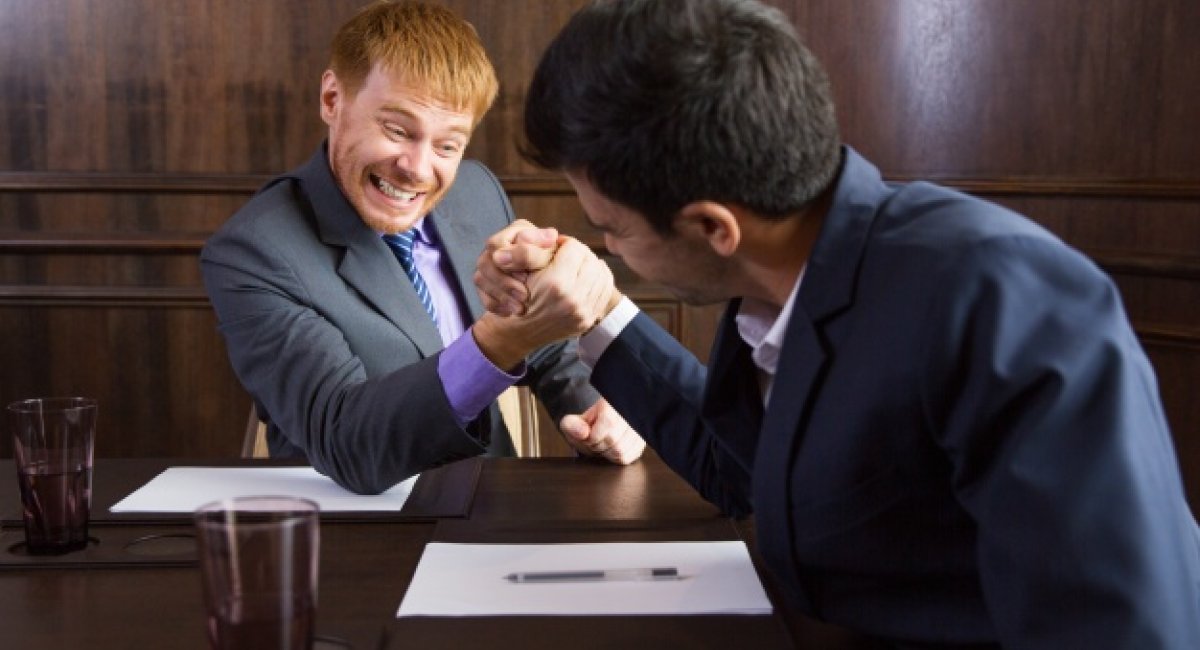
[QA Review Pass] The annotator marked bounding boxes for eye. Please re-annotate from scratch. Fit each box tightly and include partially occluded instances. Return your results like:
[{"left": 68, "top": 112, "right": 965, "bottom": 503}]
[
  {"left": 383, "top": 122, "right": 408, "bottom": 139},
  {"left": 437, "top": 140, "right": 466, "bottom": 156}
]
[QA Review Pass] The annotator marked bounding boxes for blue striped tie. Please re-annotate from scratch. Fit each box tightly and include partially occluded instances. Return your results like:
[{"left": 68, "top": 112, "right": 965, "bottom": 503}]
[{"left": 383, "top": 230, "right": 438, "bottom": 326}]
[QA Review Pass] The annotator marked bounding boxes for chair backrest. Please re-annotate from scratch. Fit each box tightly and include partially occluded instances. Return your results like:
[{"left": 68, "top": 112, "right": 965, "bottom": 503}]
[
  {"left": 241, "top": 403, "right": 269, "bottom": 459},
  {"left": 241, "top": 387, "right": 542, "bottom": 460},
  {"left": 497, "top": 385, "right": 540, "bottom": 458}
]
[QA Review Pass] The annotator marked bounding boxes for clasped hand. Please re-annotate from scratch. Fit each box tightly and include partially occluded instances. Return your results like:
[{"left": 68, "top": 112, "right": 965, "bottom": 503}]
[
  {"left": 474, "top": 219, "right": 620, "bottom": 341},
  {"left": 473, "top": 220, "right": 643, "bottom": 465}
]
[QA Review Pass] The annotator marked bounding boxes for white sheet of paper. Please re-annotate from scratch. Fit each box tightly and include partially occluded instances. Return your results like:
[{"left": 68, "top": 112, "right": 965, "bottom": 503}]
[
  {"left": 108, "top": 466, "right": 417, "bottom": 512},
  {"left": 396, "top": 541, "right": 773, "bottom": 617}
]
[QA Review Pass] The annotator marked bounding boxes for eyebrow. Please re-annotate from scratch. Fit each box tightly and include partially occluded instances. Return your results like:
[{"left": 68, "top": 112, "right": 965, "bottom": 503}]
[{"left": 379, "top": 106, "right": 472, "bottom": 138}]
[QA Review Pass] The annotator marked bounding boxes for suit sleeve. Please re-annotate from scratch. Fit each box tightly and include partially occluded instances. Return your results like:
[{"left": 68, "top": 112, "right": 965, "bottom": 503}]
[
  {"left": 923, "top": 236, "right": 1200, "bottom": 648},
  {"left": 523, "top": 338, "right": 600, "bottom": 422},
  {"left": 201, "top": 213, "right": 486, "bottom": 495},
  {"left": 590, "top": 313, "right": 754, "bottom": 516}
]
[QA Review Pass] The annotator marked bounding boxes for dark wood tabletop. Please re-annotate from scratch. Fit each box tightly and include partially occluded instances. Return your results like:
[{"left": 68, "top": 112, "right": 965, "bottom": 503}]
[{"left": 0, "top": 452, "right": 881, "bottom": 649}]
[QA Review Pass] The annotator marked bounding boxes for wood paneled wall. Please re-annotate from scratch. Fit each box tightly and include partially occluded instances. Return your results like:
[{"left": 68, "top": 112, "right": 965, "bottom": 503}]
[{"left": 2, "top": 1, "right": 1197, "bottom": 509}]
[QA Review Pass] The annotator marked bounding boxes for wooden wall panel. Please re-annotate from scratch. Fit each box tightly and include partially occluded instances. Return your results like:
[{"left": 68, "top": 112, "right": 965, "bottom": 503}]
[
  {"left": 1, "top": 1, "right": 1197, "bottom": 513},
  {"left": 0, "top": 303, "right": 248, "bottom": 458},
  {"left": 787, "top": 0, "right": 1200, "bottom": 178},
  {"left": 0, "top": 0, "right": 352, "bottom": 173}
]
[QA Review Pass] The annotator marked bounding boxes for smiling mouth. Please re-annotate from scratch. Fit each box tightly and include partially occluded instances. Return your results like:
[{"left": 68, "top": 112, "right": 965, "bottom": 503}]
[{"left": 370, "top": 173, "right": 422, "bottom": 202}]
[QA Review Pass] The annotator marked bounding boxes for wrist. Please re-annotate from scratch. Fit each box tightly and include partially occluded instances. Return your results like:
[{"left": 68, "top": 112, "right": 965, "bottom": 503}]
[
  {"left": 583, "top": 290, "right": 625, "bottom": 338},
  {"left": 605, "top": 289, "right": 624, "bottom": 320},
  {"left": 471, "top": 315, "right": 529, "bottom": 371}
]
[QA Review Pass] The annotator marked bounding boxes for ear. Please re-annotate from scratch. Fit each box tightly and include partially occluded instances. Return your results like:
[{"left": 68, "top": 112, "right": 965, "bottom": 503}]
[
  {"left": 674, "top": 201, "right": 741, "bottom": 257},
  {"left": 319, "top": 70, "right": 341, "bottom": 127}
]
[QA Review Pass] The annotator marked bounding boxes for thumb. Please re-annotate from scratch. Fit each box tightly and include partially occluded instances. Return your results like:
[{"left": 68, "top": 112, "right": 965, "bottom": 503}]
[
  {"left": 493, "top": 239, "right": 558, "bottom": 272},
  {"left": 514, "top": 227, "right": 558, "bottom": 247},
  {"left": 559, "top": 414, "right": 590, "bottom": 441}
]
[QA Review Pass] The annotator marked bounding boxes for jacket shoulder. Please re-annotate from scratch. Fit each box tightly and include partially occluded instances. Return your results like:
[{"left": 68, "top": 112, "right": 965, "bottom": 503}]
[
  {"left": 438, "top": 159, "right": 513, "bottom": 226},
  {"left": 202, "top": 179, "right": 310, "bottom": 257}
]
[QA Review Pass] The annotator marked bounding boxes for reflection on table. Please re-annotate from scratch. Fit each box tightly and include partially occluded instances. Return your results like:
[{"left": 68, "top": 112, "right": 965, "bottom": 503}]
[{"left": 0, "top": 452, "right": 881, "bottom": 649}]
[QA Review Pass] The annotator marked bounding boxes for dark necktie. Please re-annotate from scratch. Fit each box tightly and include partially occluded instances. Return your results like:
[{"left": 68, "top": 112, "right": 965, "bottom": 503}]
[{"left": 382, "top": 230, "right": 439, "bottom": 326}]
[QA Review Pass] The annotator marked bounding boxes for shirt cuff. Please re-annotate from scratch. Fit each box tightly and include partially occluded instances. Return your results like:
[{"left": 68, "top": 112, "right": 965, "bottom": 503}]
[
  {"left": 438, "top": 329, "right": 525, "bottom": 427},
  {"left": 578, "top": 296, "right": 640, "bottom": 368}
]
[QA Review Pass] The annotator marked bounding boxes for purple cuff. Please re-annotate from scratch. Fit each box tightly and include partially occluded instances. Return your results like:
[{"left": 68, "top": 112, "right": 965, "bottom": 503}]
[{"left": 437, "top": 328, "right": 526, "bottom": 428}]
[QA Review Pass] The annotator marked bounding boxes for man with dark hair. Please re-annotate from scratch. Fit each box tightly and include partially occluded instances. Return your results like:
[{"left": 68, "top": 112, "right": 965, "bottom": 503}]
[
  {"left": 477, "top": 0, "right": 1200, "bottom": 646},
  {"left": 201, "top": 0, "right": 644, "bottom": 496}
]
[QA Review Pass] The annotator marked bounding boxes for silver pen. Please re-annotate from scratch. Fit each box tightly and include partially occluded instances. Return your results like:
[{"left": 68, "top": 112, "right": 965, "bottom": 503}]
[{"left": 504, "top": 567, "right": 681, "bottom": 583}]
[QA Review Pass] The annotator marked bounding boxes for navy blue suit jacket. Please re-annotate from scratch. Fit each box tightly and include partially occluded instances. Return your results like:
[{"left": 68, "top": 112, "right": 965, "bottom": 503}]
[{"left": 590, "top": 148, "right": 1200, "bottom": 648}]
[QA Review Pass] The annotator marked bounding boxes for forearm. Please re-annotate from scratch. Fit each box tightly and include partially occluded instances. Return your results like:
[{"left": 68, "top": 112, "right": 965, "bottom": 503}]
[
  {"left": 204, "top": 265, "right": 484, "bottom": 494},
  {"left": 524, "top": 338, "right": 601, "bottom": 423},
  {"left": 438, "top": 328, "right": 524, "bottom": 427},
  {"left": 298, "top": 358, "right": 485, "bottom": 494},
  {"left": 591, "top": 313, "right": 753, "bottom": 517}
]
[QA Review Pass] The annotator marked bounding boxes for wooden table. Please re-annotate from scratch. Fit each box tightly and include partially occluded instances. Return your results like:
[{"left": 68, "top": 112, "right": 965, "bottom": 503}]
[{"left": 0, "top": 453, "right": 881, "bottom": 649}]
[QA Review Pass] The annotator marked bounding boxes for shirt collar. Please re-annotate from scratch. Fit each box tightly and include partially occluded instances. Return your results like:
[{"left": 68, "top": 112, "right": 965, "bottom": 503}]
[
  {"left": 378, "top": 216, "right": 433, "bottom": 245},
  {"left": 735, "top": 267, "right": 805, "bottom": 377}
]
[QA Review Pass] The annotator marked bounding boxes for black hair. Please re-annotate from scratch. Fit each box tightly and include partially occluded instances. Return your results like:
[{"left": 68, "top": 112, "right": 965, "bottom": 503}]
[{"left": 523, "top": 0, "right": 841, "bottom": 234}]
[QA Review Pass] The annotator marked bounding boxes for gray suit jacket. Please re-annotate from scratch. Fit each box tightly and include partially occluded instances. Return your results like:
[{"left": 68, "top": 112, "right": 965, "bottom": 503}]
[{"left": 201, "top": 146, "right": 598, "bottom": 494}]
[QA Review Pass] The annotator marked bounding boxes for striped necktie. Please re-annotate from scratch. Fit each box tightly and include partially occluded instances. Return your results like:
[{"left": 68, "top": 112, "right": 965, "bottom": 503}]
[{"left": 382, "top": 230, "right": 439, "bottom": 326}]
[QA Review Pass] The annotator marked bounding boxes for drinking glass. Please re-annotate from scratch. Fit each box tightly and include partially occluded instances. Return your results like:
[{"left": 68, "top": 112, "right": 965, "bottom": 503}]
[
  {"left": 7, "top": 397, "right": 97, "bottom": 554},
  {"left": 194, "top": 496, "right": 320, "bottom": 650}
]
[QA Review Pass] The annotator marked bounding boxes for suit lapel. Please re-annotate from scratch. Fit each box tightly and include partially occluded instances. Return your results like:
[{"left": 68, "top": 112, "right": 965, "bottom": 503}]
[
  {"left": 338, "top": 238, "right": 443, "bottom": 356},
  {"left": 295, "top": 146, "right": 443, "bottom": 357},
  {"left": 701, "top": 301, "right": 765, "bottom": 473},
  {"left": 748, "top": 147, "right": 896, "bottom": 594},
  {"left": 755, "top": 146, "right": 894, "bottom": 469},
  {"left": 751, "top": 305, "right": 826, "bottom": 596},
  {"left": 433, "top": 206, "right": 487, "bottom": 321}
]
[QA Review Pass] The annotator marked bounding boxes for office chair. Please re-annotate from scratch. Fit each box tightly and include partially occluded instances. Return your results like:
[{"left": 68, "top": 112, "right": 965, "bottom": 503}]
[
  {"left": 241, "top": 403, "right": 269, "bottom": 459},
  {"left": 497, "top": 385, "right": 540, "bottom": 458}
]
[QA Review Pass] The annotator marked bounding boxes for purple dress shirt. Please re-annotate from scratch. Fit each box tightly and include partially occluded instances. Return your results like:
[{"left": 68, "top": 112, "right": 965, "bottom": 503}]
[{"left": 405, "top": 217, "right": 522, "bottom": 427}]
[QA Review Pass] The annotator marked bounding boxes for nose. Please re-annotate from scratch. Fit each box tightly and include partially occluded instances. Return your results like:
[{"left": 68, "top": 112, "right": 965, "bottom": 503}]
[{"left": 394, "top": 141, "right": 433, "bottom": 184}]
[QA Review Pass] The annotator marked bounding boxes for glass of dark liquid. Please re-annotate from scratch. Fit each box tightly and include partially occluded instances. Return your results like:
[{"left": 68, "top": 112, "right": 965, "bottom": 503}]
[
  {"left": 7, "top": 397, "right": 97, "bottom": 555},
  {"left": 194, "top": 496, "right": 320, "bottom": 650}
]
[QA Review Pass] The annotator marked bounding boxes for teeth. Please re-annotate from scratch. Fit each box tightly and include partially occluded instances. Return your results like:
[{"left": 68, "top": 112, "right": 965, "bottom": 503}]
[{"left": 374, "top": 175, "right": 418, "bottom": 201}]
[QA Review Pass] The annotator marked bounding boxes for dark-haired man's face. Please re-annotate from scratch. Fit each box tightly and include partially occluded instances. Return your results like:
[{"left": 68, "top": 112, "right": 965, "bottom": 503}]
[
  {"left": 320, "top": 64, "right": 474, "bottom": 235},
  {"left": 565, "top": 170, "right": 733, "bottom": 306}
]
